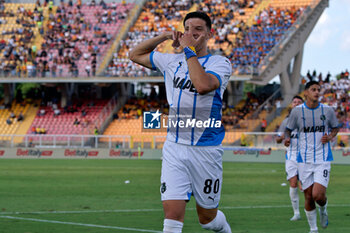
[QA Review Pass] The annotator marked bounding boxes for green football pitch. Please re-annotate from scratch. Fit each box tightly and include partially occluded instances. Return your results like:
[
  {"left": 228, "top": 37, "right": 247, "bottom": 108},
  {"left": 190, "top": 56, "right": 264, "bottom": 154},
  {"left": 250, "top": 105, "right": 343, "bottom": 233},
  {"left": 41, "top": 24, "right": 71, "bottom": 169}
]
[{"left": 0, "top": 159, "right": 349, "bottom": 233}]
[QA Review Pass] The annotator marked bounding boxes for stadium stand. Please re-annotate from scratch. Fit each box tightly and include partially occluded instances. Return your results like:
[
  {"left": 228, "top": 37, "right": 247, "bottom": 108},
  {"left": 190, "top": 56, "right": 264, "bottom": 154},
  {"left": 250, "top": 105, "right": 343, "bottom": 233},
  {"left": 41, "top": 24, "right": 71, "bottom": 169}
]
[
  {"left": 0, "top": 0, "right": 347, "bottom": 150},
  {"left": 27, "top": 98, "right": 112, "bottom": 138},
  {"left": 106, "top": 0, "right": 308, "bottom": 77},
  {"left": 0, "top": 0, "right": 134, "bottom": 78},
  {"left": 0, "top": 2, "right": 39, "bottom": 77},
  {"left": 105, "top": 0, "right": 196, "bottom": 77},
  {"left": 34, "top": 1, "right": 134, "bottom": 77},
  {"left": 102, "top": 97, "right": 168, "bottom": 148},
  {"left": 0, "top": 101, "right": 38, "bottom": 141}
]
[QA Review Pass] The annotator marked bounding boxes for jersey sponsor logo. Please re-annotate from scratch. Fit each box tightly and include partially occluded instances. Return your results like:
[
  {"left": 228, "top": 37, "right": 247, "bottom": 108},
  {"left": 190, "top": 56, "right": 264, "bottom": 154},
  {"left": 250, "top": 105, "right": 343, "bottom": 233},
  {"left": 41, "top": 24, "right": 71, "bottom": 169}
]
[
  {"left": 143, "top": 110, "right": 161, "bottom": 129},
  {"left": 320, "top": 114, "right": 326, "bottom": 120},
  {"left": 291, "top": 133, "right": 298, "bottom": 139},
  {"left": 303, "top": 125, "right": 325, "bottom": 133},
  {"left": 173, "top": 77, "right": 197, "bottom": 92}
]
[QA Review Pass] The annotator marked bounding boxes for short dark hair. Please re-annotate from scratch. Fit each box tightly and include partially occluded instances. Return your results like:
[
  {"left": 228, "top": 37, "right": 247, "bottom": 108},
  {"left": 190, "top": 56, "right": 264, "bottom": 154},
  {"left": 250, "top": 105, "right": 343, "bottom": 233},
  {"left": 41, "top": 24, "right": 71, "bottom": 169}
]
[
  {"left": 305, "top": 81, "right": 320, "bottom": 90},
  {"left": 183, "top": 11, "right": 212, "bottom": 30},
  {"left": 292, "top": 95, "right": 304, "bottom": 102}
]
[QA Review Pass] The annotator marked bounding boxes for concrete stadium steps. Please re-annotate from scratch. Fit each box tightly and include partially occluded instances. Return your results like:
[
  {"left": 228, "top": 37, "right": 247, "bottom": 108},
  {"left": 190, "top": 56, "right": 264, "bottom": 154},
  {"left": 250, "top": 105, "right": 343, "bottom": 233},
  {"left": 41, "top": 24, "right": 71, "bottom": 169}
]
[
  {"left": 265, "top": 108, "right": 289, "bottom": 132},
  {"left": 33, "top": 5, "right": 58, "bottom": 51},
  {"left": 97, "top": 2, "right": 137, "bottom": 74},
  {"left": 0, "top": 102, "right": 32, "bottom": 141},
  {"left": 12, "top": 102, "right": 40, "bottom": 143},
  {"left": 246, "top": 0, "right": 272, "bottom": 26}
]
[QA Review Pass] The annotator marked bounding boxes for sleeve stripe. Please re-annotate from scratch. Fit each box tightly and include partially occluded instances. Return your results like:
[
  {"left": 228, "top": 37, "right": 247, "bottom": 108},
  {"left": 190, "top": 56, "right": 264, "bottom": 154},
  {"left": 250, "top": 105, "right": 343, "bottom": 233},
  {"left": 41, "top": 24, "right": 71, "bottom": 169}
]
[
  {"left": 150, "top": 51, "right": 157, "bottom": 71},
  {"left": 206, "top": 70, "right": 222, "bottom": 86}
]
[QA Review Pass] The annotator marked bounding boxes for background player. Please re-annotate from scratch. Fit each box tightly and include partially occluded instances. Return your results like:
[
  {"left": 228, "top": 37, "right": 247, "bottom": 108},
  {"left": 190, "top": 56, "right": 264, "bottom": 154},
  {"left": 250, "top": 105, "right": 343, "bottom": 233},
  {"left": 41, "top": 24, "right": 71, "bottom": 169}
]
[
  {"left": 284, "top": 81, "right": 340, "bottom": 233},
  {"left": 129, "top": 11, "right": 232, "bottom": 233},
  {"left": 276, "top": 95, "right": 304, "bottom": 221}
]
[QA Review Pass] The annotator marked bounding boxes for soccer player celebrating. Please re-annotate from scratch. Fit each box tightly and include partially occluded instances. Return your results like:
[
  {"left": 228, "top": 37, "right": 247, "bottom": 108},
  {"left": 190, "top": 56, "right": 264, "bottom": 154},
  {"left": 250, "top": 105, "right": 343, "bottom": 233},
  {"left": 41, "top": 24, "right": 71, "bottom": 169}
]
[
  {"left": 284, "top": 81, "right": 340, "bottom": 233},
  {"left": 129, "top": 11, "right": 232, "bottom": 233},
  {"left": 276, "top": 95, "right": 304, "bottom": 221}
]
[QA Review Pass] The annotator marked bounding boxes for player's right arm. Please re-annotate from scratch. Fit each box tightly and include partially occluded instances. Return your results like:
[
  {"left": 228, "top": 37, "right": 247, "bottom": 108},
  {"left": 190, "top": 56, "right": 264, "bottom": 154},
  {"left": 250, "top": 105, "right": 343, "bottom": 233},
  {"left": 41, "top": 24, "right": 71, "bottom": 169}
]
[
  {"left": 129, "top": 31, "right": 180, "bottom": 69},
  {"left": 284, "top": 108, "right": 298, "bottom": 147},
  {"left": 284, "top": 129, "right": 292, "bottom": 147}
]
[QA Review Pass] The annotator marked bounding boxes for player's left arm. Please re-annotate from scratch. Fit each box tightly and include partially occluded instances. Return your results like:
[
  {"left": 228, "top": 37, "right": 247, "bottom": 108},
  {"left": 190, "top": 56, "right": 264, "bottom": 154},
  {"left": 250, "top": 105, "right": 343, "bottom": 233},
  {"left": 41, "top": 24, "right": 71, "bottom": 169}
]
[
  {"left": 186, "top": 56, "right": 220, "bottom": 94},
  {"left": 321, "top": 109, "right": 340, "bottom": 144},
  {"left": 179, "top": 34, "right": 230, "bottom": 95},
  {"left": 321, "top": 108, "right": 340, "bottom": 144},
  {"left": 321, "top": 127, "right": 339, "bottom": 144}
]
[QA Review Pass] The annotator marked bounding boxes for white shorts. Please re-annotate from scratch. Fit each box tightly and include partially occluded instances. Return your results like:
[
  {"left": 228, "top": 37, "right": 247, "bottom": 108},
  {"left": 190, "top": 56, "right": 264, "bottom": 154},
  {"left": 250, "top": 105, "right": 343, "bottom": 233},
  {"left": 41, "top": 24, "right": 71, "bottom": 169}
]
[
  {"left": 285, "top": 159, "right": 298, "bottom": 181},
  {"left": 298, "top": 162, "right": 331, "bottom": 190},
  {"left": 161, "top": 140, "right": 223, "bottom": 209}
]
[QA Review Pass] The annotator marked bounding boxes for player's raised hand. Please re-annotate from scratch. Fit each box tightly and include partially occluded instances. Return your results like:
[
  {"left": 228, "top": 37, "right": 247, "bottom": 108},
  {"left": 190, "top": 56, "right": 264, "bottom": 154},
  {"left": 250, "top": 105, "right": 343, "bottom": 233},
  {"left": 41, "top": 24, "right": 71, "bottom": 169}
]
[
  {"left": 171, "top": 31, "right": 182, "bottom": 48},
  {"left": 321, "top": 133, "right": 330, "bottom": 144},
  {"left": 284, "top": 138, "right": 291, "bottom": 147},
  {"left": 194, "top": 34, "right": 206, "bottom": 47},
  {"left": 179, "top": 32, "right": 197, "bottom": 48}
]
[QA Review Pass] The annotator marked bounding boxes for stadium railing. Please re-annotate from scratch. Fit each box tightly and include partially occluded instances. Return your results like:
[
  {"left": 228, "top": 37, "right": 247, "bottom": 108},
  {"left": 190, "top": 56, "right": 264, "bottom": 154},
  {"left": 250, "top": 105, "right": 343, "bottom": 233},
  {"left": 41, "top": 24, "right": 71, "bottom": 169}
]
[{"left": 1, "top": 132, "right": 349, "bottom": 150}]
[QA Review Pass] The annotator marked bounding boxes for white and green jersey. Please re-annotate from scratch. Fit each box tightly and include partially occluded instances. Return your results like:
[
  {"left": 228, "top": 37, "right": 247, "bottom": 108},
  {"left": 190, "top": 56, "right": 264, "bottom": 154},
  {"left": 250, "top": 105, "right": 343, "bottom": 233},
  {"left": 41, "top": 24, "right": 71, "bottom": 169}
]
[
  {"left": 150, "top": 51, "right": 232, "bottom": 146},
  {"left": 286, "top": 103, "right": 339, "bottom": 164}
]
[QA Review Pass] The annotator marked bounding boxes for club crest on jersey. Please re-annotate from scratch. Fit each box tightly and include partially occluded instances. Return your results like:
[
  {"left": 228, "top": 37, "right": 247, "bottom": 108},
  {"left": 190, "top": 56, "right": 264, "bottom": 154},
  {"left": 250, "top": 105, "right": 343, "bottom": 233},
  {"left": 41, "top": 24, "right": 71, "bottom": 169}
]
[
  {"left": 160, "top": 182, "right": 166, "bottom": 194},
  {"left": 320, "top": 115, "right": 326, "bottom": 121}
]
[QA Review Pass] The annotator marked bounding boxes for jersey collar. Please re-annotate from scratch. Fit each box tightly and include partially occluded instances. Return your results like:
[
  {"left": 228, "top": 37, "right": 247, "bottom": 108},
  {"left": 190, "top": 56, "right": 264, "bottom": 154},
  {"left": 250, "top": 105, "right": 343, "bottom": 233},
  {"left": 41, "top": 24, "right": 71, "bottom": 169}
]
[{"left": 303, "top": 102, "right": 320, "bottom": 110}]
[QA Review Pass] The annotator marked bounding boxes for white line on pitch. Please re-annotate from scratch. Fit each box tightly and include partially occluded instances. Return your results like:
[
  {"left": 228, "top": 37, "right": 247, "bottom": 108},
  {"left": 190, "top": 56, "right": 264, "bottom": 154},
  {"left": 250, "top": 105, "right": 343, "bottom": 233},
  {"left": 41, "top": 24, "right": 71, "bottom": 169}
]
[
  {"left": 0, "top": 208, "right": 162, "bottom": 215},
  {"left": 0, "top": 215, "right": 162, "bottom": 233},
  {"left": 0, "top": 204, "right": 349, "bottom": 215}
]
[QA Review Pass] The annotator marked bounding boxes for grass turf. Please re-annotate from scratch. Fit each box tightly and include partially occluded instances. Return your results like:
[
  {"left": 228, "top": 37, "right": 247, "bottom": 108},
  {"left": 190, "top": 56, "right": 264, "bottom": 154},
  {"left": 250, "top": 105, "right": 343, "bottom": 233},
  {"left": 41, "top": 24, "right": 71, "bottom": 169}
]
[{"left": 0, "top": 159, "right": 349, "bottom": 233}]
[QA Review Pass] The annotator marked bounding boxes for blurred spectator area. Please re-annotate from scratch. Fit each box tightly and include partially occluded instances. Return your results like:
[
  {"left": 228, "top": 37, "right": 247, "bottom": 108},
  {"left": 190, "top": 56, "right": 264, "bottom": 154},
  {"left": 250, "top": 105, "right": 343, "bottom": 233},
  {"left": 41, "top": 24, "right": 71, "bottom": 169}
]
[{"left": 27, "top": 99, "right": 111, "bottom": 138}]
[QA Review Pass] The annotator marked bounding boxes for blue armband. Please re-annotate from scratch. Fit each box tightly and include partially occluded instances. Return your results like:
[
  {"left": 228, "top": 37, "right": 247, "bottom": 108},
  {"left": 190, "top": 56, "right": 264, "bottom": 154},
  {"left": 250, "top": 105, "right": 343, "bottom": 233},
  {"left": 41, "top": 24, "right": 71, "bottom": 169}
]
[{"left": 184, "top": 46, "right": 197, "bottom": 60}]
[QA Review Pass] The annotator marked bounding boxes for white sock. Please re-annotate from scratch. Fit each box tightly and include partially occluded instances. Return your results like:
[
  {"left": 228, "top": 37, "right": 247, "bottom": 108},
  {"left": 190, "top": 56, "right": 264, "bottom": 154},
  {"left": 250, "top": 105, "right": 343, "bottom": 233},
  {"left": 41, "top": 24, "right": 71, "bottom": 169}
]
[
  {"left": 289, "top": 187, "right": 300, "bottom": 215},
  {"left": 318, "top": 200, "right": 328, "bottom": 213},
  {"left": 163, "top": 219, "right": 183, "bottom": 233},
  {"left": 305, "top": 209, "right": 318, "bottom": 231},
  {"left": 200, "top": 210, "right": 232, "bottom": 233}
]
